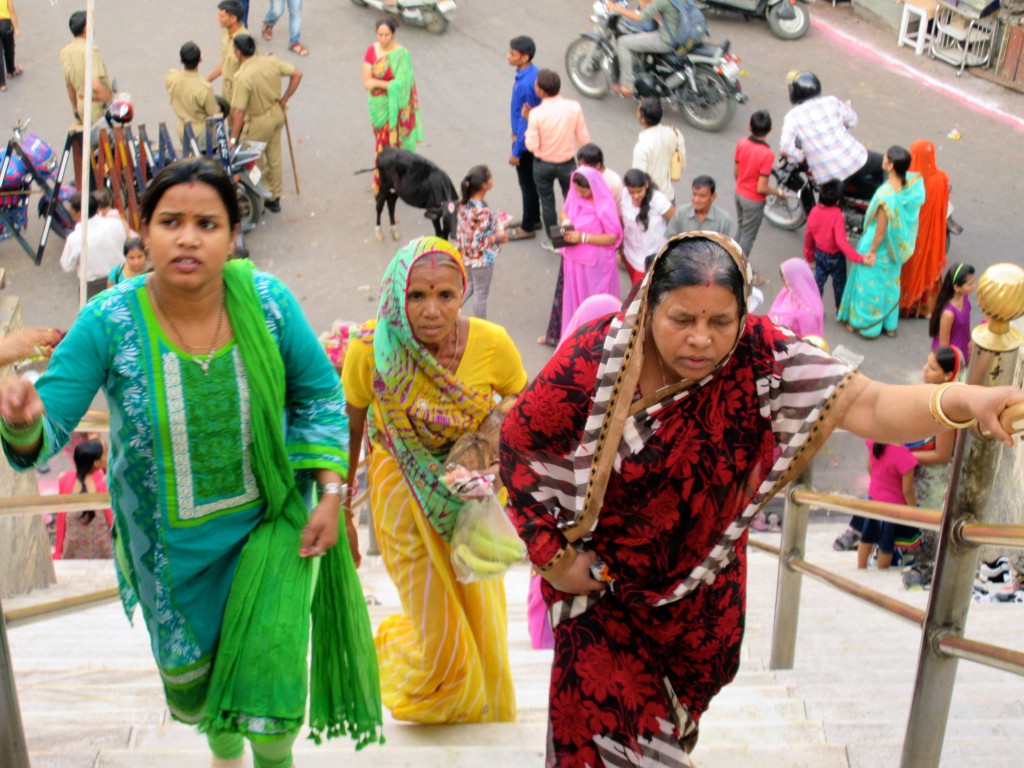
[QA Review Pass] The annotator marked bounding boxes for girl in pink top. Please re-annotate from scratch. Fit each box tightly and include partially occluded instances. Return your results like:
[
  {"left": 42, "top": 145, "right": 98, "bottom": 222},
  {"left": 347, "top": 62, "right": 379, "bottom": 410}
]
[
  {"left": 858, "top": 440, "right": 917, "bottom": 569},
  {"left": 53, "top": 438, "right": 113, "bottom": 560},
  {"left": 768, "top": 258, "right": 824, "bottom": 338}
]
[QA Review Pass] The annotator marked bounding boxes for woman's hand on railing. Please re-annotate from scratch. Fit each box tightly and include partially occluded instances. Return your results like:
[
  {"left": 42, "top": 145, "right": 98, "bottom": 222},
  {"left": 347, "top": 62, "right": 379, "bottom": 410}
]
[{"left": 959, "top": 386, "right": 1024, "bottom": 446}]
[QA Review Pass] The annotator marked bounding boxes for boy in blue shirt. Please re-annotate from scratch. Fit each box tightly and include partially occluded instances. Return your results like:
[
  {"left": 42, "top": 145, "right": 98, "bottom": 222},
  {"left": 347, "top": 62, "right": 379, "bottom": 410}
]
[{"left": 506, "top": 36, "right": 542, "bottom": 240}]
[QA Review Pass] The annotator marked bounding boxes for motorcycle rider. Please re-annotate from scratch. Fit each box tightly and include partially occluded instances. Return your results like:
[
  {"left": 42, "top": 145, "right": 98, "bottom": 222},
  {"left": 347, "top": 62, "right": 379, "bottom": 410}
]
[
  {"left": 607, "top": 0, "right": 682, "bottom": 98},
  {"left": 779, "top": 71, "right": 882, "bottom": 202}
]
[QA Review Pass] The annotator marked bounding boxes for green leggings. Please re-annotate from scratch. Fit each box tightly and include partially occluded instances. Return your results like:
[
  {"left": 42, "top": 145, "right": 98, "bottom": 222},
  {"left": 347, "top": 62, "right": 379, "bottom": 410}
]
[{"left": 207, "top": 729, "right": 298, "bottom": 768}]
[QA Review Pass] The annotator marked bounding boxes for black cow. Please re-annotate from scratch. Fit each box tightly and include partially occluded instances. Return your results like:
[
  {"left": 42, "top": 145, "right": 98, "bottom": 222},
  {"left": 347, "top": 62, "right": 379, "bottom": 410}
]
[{"left": 374, "top": 147, "right": 458, "bottom": 242}]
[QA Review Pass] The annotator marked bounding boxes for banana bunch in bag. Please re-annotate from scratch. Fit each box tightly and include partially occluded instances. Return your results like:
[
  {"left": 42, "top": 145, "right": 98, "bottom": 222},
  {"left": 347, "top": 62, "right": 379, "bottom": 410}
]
[{"left": 449, "top": 494, "right": 527, "bottom": 583}]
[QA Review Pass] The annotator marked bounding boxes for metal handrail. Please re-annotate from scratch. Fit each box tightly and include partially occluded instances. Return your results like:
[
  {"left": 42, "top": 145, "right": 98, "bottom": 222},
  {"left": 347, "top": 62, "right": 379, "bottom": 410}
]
[
  {"left": 791, "top": 489, "right": 943, "bottom": 529},
  {"left": 0, "top": 492, "right": 111, "bottom": 518},
  {"left": 935, "top": 632, "right": 1024, "bottom": 677}
]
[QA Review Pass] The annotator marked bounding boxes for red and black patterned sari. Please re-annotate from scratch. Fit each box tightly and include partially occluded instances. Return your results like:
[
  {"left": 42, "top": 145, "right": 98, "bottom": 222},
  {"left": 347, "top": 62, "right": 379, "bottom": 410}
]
[{"left": 500, "top": 234, "right": 865, "bottom": 767}]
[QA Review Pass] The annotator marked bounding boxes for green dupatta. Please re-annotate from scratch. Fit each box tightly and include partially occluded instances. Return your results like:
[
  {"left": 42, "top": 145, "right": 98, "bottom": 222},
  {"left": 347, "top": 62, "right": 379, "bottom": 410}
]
[
  {"left": 371, "top": 237, "right": 495, "bottom": 541},
  {"left": 367, "top": 45, "right": 423, "bottom": 150},
  {"left": 201, "top": 260, "right": 383, "bottom": 748}
]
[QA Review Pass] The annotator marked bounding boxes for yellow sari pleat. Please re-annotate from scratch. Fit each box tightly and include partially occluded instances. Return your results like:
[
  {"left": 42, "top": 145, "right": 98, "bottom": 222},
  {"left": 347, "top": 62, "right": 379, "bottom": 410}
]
[{"left": 370, "top": 448, "right": 516, "bottom": 723}]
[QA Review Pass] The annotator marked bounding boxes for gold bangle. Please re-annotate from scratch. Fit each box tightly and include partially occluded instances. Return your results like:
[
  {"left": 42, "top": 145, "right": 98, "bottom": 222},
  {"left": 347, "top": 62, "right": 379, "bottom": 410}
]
[{"left": 929, "top": 381, "right": 976, "bottom": 430}]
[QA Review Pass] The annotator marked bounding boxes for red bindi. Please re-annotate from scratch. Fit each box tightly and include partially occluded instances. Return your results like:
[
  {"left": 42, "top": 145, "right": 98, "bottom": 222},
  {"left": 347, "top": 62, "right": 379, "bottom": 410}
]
[{"left": 429, "top": 284, "right": 435, "bottom": 290}]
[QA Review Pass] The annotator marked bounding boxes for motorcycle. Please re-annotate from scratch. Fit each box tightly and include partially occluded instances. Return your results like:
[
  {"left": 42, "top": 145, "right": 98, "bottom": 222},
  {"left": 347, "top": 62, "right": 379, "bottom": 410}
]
[
  {"left": 207, "top": 116, "right": 270, "bottom": 233},
  {"left": 0, "top": 120, "right": 76, "bottom": 249},
  {"left": 349, "top": 0, "right": 455, "bottom": 34},
  {"left": 696, "top": 0, "right": 811, "bottom": 41},
  {"left": 565, "top": 0, "right": 747, "bottom": 132},
  {"left": 764, "top": 156, "right": 963, "bottom": 249}
]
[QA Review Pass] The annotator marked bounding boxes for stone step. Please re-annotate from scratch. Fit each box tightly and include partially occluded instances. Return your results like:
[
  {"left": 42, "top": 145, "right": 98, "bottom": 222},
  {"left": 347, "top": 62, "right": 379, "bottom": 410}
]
[
  {"left": 847, "top": 739, "right": 1024, "bottom": 768},
  {"left": 28, "top": 743, "right": 854, "bottom": 768},
  {"left": 10, "top": 520, "right": 1022, "bottom": 767}
]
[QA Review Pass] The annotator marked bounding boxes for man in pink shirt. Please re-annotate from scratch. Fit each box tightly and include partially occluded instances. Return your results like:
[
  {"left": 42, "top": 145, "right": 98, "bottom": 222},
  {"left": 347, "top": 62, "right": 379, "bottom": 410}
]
[{"left": 525, "top": 69, "right": 590, "bottom": 252}]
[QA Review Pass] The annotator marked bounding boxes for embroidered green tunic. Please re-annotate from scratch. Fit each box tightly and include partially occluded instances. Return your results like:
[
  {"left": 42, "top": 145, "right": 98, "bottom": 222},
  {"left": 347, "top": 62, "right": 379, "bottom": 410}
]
[{"left": 5, "top": 273, "right": 347, "bottom": 728}]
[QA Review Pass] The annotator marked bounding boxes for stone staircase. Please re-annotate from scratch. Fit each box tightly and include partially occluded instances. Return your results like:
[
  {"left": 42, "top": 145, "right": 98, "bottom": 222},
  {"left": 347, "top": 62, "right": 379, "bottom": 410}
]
[{"left": 6, "top": 521, "right": 1022, "bottom": 767}]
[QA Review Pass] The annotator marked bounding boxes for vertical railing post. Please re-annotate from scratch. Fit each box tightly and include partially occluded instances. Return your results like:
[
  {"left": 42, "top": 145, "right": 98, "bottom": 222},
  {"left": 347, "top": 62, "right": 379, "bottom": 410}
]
[
  {"left": 0, "top": 602, "right": 31, "bottom": 768},
  {"left": 901, "top": 263, "right": 1024, "bottom": 768},
  {"left": 769, "top": 461, "right": 812, "bottom": 670}
]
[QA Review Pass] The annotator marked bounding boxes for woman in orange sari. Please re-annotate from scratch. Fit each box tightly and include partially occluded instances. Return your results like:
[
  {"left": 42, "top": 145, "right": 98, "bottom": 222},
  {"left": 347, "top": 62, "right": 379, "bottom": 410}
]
[
  {"left": 900, "top": 139, "right": 950, "bottom": 318},
  {"left": 362, "top": 17, "right": 423, "bottom": 194}
]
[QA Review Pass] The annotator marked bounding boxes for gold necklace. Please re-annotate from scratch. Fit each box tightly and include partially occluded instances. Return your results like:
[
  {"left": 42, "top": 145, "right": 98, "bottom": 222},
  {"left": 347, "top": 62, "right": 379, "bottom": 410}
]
[{"left": 150, "top": 281, "right": 226, "bottom": 376}]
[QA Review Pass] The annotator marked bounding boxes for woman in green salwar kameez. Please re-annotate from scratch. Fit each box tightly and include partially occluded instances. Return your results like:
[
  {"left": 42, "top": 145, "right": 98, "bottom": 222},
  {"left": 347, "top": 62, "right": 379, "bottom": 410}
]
[{"left": 0, "top": 159, "right": 382, "bottom": 767}]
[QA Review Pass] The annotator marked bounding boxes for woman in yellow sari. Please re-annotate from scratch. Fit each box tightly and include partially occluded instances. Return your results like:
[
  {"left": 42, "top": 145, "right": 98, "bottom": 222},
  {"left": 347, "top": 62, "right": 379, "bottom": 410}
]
[{"left": 342, "top": 236, "right": 526, "bottom": 723}]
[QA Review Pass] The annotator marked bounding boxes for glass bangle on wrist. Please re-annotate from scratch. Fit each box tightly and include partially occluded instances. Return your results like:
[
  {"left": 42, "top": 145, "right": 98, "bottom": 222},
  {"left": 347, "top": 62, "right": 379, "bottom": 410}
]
[{"left": 0, "top": 416, "right": 43, "bottom": 446}]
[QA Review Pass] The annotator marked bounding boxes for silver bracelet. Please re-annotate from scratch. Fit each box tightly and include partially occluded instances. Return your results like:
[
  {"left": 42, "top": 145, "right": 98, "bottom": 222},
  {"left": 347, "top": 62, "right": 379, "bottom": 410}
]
[{"left": 317, "top": 482, "right": 345, "bottom": 497}]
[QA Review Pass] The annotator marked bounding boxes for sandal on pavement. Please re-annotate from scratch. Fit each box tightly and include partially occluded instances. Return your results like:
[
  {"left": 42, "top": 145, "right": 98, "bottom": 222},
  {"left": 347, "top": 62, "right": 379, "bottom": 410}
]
[
  {"left": 290, "top": 43, "right": 309, "bottom": 56},
  {"left": 10, "top": 67, "right": 23, "bottom": 77},
  {"left": 262, "top": 22, "right": 273, "bottom": 41},
  {"left": 505, "top": 225, "right": 536, "bottom": 241}
]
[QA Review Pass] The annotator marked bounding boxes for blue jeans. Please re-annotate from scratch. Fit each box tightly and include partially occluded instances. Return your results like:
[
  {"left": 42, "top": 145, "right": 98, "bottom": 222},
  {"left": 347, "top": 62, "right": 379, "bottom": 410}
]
[
  {"left": 264, "top": 0, "right": 302, "bottom": 46},
  {"left": 814, "top": 248, "right": 847, "bottom": 312}
]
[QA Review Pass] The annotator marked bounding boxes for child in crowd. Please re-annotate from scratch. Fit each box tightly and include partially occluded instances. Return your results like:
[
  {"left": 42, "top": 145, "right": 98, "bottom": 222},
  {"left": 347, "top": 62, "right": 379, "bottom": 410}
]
[
  {"left": 60, "top": 189, "right": 127, "bottom": 299},
  {"left": 768, "top": 258, "right": 824, "bottom": 338},
  {"left": 804, "top": 179, "right": 861, "bottom": 312},
  {"left": 901, "top": 345, "right": 964, "bottom": 589},
  {"left": 858, "top": 441, "right": 919, "bottom": 570},
  {"left": 456, "top": 164, "right": 507, "bottom": 319},
  {"left": 733, "top": 109, "right": 782, "bottom": 269},
  {"left": 929, "top": 262, "right": 975, "bottom": 364},
  {"left": 107, "top": 236, "right": 149, "bottom": 287},
  {"left": 619, "top": 169, "right": 675, "bottom": 285},
  {"left": 53, "top": 439, "right": 113, "bottom": 560}
]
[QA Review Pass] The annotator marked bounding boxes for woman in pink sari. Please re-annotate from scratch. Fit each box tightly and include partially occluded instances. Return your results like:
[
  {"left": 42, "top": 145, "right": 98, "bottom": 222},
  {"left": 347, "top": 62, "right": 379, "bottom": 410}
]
[
  {"left": 768, "top": 258, "right": 824, "bottom": 338},
  {"left": 558, "top": 166, "right": 623, "bottom": 339},
  {"left": 529, "top": 292, "right": 625, "bottom": 649}
]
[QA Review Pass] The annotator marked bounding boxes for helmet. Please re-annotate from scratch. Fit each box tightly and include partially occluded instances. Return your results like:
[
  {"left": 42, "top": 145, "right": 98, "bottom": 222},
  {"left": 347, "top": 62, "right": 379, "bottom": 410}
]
[
  {"left": 105, "top": 95, "right": 134, "bottom": 125},
  {"left": 787, "top": 71, "right": 821, "bottom": 105}
]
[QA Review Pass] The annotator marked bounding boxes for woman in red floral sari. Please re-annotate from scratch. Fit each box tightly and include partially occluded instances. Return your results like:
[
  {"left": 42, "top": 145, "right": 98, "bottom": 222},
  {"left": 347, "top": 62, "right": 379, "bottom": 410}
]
[
  {"left": 362, "top": 17, "right": 423, "bottom": 194},
  {"left": 499, "top": 232, "right": 1023, "bottom": 767}
]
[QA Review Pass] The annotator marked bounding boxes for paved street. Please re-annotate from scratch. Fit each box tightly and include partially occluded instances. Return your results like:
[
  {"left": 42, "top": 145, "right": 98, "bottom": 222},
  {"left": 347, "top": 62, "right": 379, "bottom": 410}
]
[{"left": 2, "top": 0, "right": 1023, "bottom": 494}]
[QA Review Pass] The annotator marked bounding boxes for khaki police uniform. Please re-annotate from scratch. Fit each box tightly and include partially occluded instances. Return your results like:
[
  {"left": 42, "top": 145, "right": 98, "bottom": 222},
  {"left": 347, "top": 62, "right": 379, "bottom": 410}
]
[
  {"left": 165, "top": 69, "right": 221, "bottom": 147},
  {"left": 232, "top": 54, "right": 296, "bottom": 199},
  {"left": 59, "top": 37, "right": 112, "bottom": 126},
  {"left": 219, "top": 25, "right": 248, "bottom": 104}
]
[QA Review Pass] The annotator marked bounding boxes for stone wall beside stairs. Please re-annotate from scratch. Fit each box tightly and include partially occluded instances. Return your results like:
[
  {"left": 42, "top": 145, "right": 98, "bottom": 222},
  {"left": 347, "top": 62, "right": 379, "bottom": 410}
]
[{"left": 0, "top": 295, "right": 55, "bottom": 600}]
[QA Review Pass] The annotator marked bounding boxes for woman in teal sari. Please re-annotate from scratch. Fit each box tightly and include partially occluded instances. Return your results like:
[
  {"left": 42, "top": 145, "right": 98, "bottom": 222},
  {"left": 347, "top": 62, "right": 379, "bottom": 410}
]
[
  {"left": 838, "top": 145, "right": 925, "bottom": 339},
  {"left": 362, "top": 17, "right": 423, "bottom": 194},
  {"left": 0, "top": 158, "right": 382, "bottom": 767}
]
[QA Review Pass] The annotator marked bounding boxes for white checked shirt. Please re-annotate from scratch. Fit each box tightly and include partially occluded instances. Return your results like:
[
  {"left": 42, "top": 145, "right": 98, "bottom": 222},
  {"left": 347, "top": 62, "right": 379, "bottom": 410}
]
[{"left": 779, "top": 95, "right": 868, "bottom": 183}]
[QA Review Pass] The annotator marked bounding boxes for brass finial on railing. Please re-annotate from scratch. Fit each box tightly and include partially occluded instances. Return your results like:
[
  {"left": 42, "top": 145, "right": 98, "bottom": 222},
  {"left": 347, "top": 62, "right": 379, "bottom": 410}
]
[{"left": 972, "top": 263, "right": 1024, "bottom": 353}]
